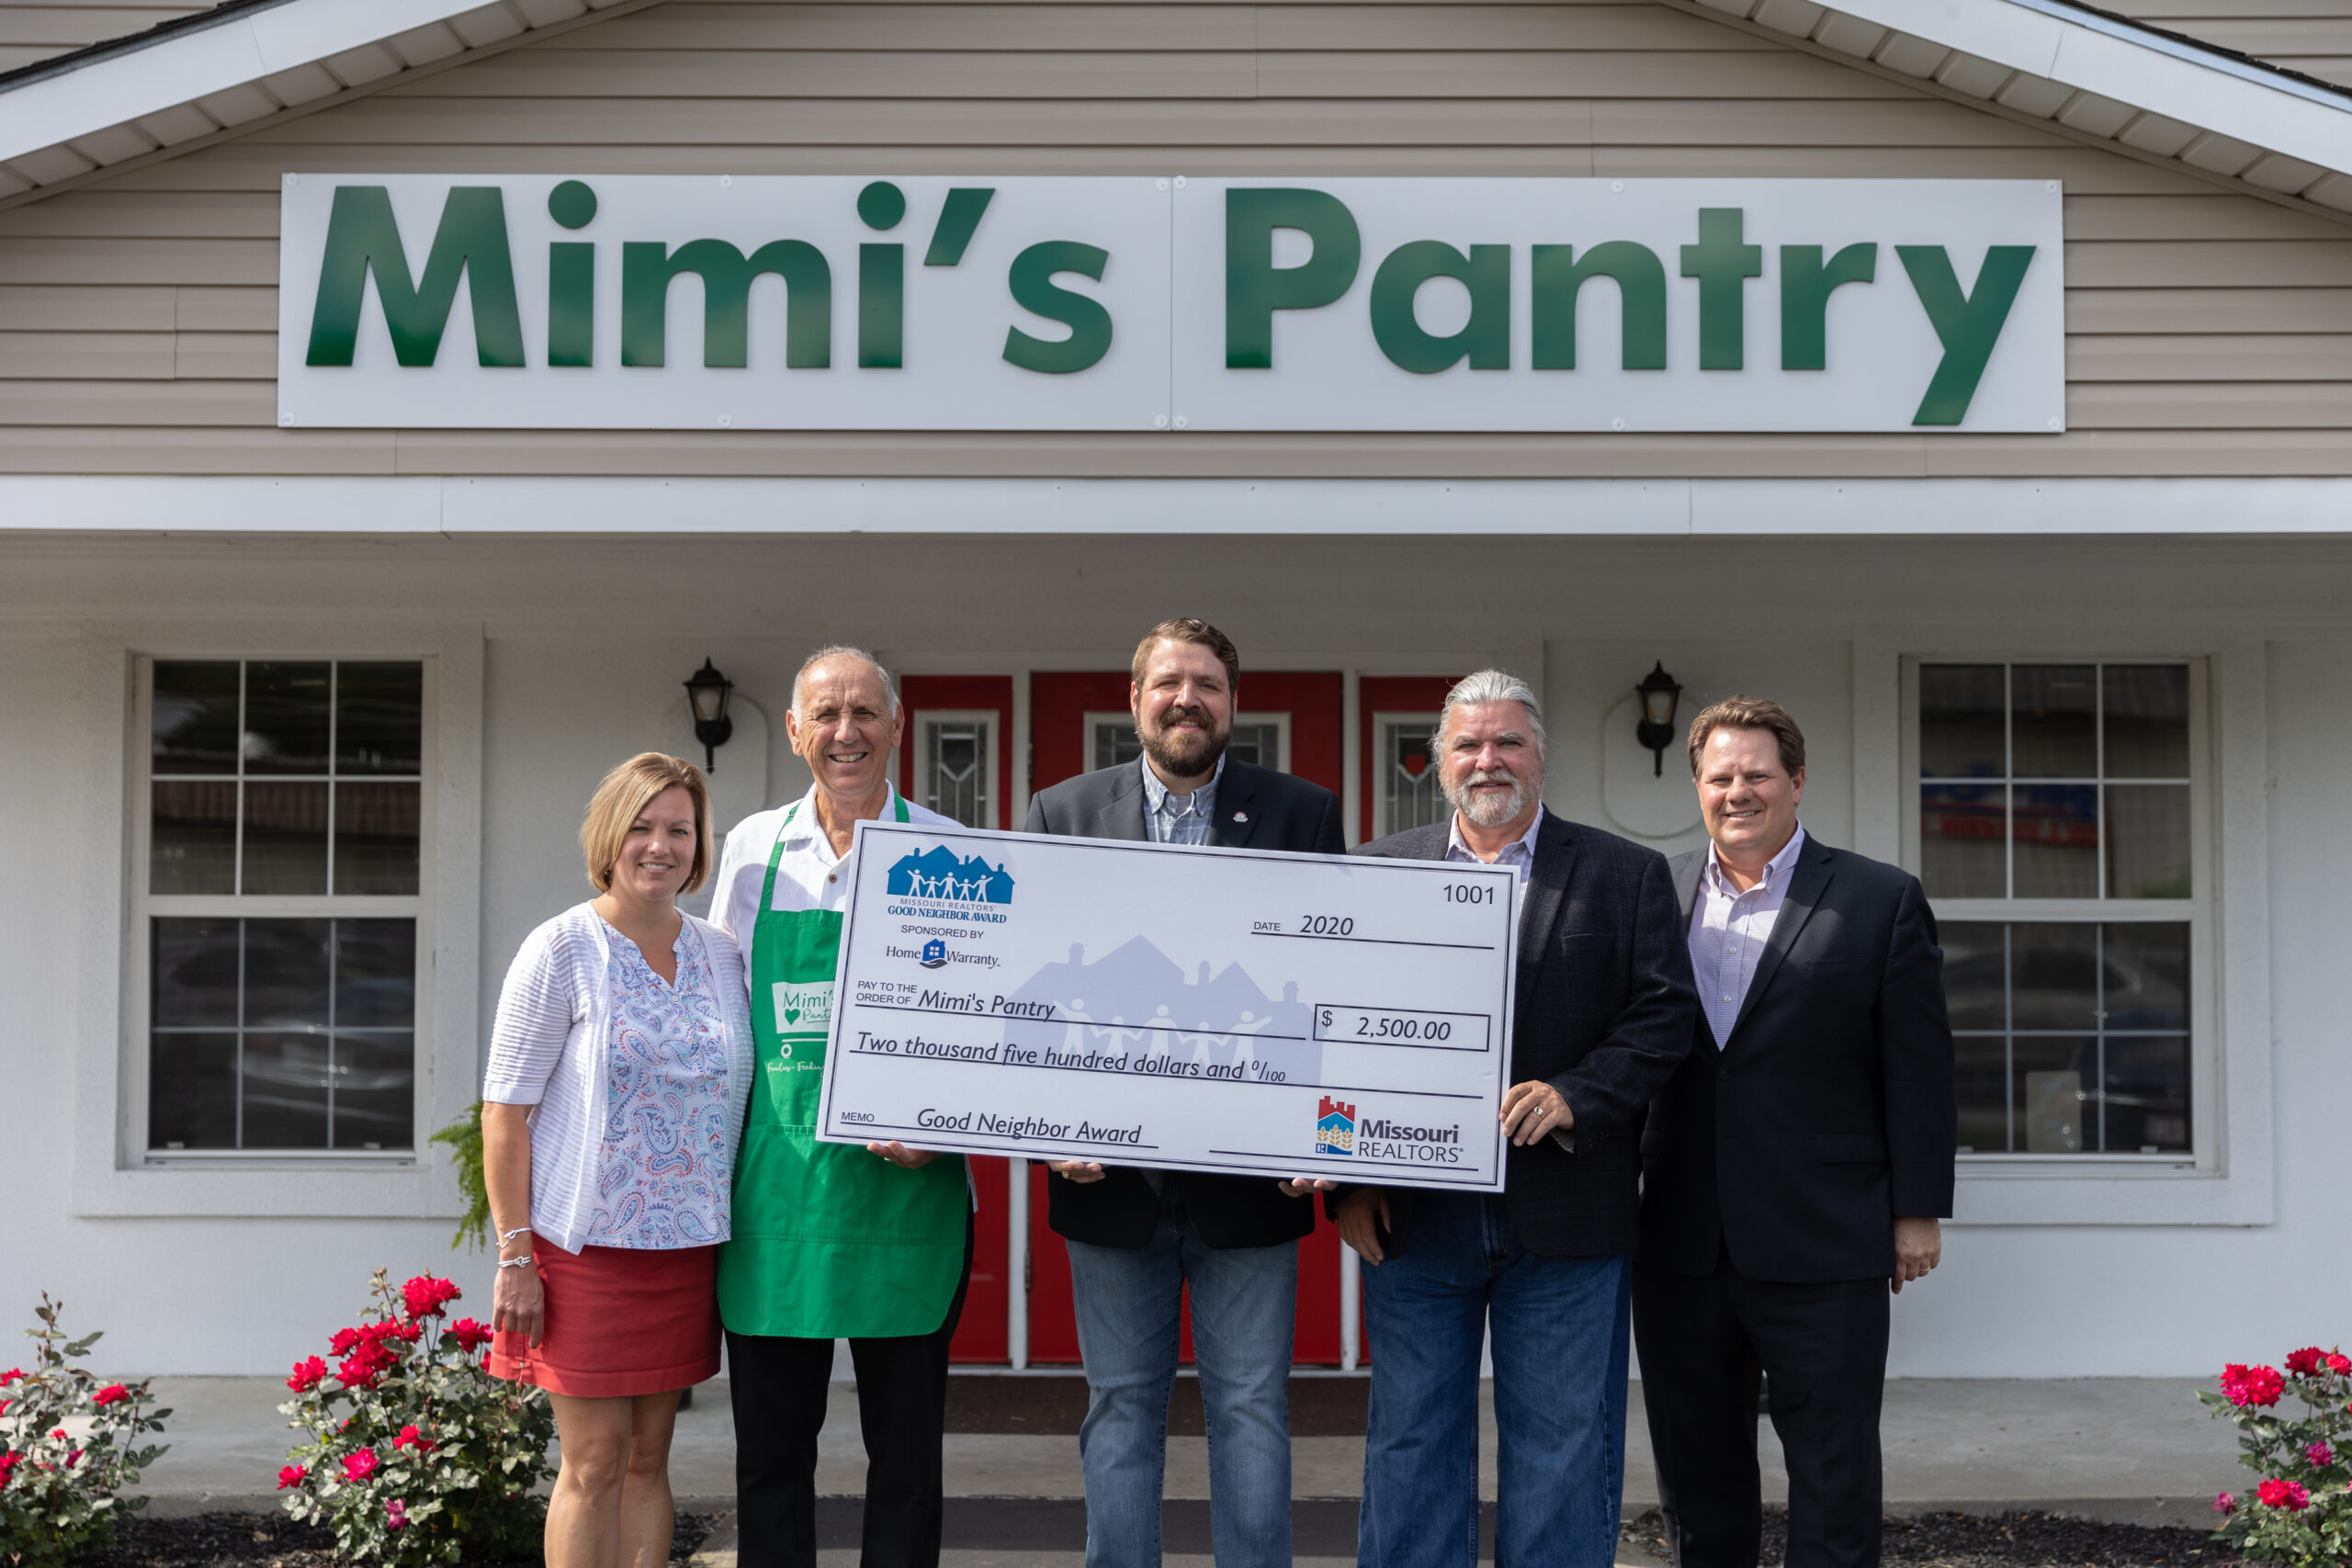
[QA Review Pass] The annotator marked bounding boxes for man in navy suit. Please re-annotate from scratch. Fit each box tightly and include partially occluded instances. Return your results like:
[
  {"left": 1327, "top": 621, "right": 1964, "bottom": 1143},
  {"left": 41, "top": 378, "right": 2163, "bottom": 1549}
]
[
  {"left": 1339, "top": 670, "right": 1698, "bottom": 1568},
  {"left": 1023, "top": 618, "right": 1344, "bottom": 1568},
  {"left": 1635, "top": 697, "right": 1956, "bottom": 1568}
]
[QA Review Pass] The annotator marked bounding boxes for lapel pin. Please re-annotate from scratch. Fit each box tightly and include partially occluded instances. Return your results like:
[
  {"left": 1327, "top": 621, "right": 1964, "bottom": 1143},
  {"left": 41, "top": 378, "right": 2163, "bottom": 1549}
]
[{"left": 1232, "top": 810, "right": 1249, "bottom": 822}]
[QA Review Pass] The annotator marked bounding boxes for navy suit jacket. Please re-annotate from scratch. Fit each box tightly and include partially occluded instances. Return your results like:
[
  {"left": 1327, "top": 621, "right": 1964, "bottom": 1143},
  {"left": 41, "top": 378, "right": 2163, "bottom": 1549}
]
[
  {"left": 1350, "top": 810, "right": 1699, "bottom": 1258},
  {"left": 1635, "top": 836, "right": 1957, "bottom": 1283},
  {"left": 1023, "top": 755, "right": 1345, "bottom": 1248}
]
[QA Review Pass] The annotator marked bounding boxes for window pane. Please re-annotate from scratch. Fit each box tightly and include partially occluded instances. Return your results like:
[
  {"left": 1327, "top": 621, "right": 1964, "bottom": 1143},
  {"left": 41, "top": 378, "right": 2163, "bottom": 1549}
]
[
  {"left": 2102, "top": 1034, "right": 2190, "bottom": 1153},
  {"left": 2106, "top": 784, "right": 2189, "bottom": 899},
  {"left": 335, "top": 919, "right": 417, "bottom": 1027},
  {"left": 1094, "top": 722, "right": 1139, "bottom": 773},
  {"left": 153, "top": 661, "right": 240, "bottom": 775},
  {"left": 1383, "top": 721, "right": 1444, "bottom": 836},
  {"left": 152, "top": 917, "right": 241, "bottom": 1027},
  {"left": 1920, "top": 783, "right": 2006, "bottom": 897},
  {"left": 1953, "top": 1035, "right": 2009, "bottom": 1153},
  {"left": 333, "top": 1032, "right": 415, "bottom": 1149},
  {"left": 243, "top": 918, "right": 334, "bottom": 1031},
  {"left": 2016, "top": 1043, "right": 2089, "bottom": 1154},
  {"left": 243, "top": 661, "right": 333, "bottom": 775},
  {"left": 241, "top": 1032, "right": 331, "bottom": 1148},
  {"left": 2012, "top": 665, "right": 2098, "bottom": 778},
  {"left": 1919, "top": 664, "right": 2005, "bottom": 779},
  {"left": 1938, "top": 921, "right": 2007, "bottom": 1031},
  {"left": 2103, "top": 666, "right": 2188, "bottom": 780},
  {"left": 149, "top": 1032, "right": 237, "bottom": 1149},
  {"left": 2105, "top": 921, "right": 2189, "bottom": 1031},
  {"left": 922, "top": 720, "right": 988, "bottom": 829},
  {"left": 1227, "top": 723, "right": 1280, "bottom": 771},
  {"left": 2008, "top": 922, "right": 2098, "bottom": 1030},
  {"left": 334, "top": 782, "right": 421, "bottom": 895},
  {"left": 2012, "top": 784, "right": 2098, "bottom": 898},
  {"left": 243, "top": 782, "right": 329, "bottom": 895},
  {"left": 336, "top": 663, "right": 424, "bottom": 776},
  {"left": 152, "top": 781, "right": 238, "bottom": 895}
]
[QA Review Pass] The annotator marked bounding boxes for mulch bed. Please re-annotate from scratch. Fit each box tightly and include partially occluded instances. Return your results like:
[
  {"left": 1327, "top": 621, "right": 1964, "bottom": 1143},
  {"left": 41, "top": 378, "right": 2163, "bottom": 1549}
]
[
  {"left": 1621, "top": 1506, "right": 2239, "bottom": 1567},
  {"left": 71, "top": 1510, "right": 713, "bottom": 1566}
]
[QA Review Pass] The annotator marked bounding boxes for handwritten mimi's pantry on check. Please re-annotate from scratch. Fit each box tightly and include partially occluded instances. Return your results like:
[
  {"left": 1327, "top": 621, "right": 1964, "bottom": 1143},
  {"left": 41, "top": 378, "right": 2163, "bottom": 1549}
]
[{"left": 2, "top": 0, "right": 2348, "bottom": 1376}]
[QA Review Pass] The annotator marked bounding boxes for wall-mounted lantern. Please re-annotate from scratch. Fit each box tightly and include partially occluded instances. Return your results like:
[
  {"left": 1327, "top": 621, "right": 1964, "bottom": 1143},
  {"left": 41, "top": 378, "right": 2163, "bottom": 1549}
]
[
  {"left": 1634, "top": 660, "right": 1684, "bottom": 777},
  {"left": 684, "top": 658, "right": 735, "bottom": 773}
]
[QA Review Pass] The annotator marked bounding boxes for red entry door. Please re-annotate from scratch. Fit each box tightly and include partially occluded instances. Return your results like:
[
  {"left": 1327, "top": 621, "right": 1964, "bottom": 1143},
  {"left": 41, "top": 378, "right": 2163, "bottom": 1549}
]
[
  {"left": 898, "top": 675, "right": 1015, "bottom": 1365},
  {"left": 1024, "top": 670, "right": 1348, "bottom": 1366}
]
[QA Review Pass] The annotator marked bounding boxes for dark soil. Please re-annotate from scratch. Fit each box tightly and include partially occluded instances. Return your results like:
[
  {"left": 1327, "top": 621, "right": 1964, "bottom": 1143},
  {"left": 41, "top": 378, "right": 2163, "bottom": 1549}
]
[
  {"left": 71, "top": 1510, "right": 712, "bottom": 1566},
  {"left": 1622, "top": 1506, "right": 2239, "bottom": 1568}
]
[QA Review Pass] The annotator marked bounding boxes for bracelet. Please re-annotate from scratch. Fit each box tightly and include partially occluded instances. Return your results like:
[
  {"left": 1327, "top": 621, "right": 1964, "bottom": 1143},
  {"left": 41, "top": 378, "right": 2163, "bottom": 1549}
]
[
  {"left": 496, "top": 1254, "right": 535, "bottom": 1270},
  {"left": 498, "top": 1226, "right": 531, "bottom": 1245}
]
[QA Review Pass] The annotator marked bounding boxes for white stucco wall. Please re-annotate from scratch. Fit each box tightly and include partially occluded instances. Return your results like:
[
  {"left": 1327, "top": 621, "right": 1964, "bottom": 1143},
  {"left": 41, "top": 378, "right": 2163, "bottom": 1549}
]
[{"left": 3, "top": 529, "right": 2346, "bottom": 1375}]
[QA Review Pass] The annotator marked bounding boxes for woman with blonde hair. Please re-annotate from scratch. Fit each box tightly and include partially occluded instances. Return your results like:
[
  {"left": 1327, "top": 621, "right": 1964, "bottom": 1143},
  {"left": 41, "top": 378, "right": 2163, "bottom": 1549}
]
[{"left": 481, "top": 752, "right": 753, "bottom": 1568}]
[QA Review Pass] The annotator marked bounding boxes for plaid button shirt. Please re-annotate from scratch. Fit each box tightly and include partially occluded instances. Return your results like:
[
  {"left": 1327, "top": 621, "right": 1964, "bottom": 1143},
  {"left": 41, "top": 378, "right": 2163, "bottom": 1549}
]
[{"left": 1140, "top": 752, "right": 1225, "bottom": 844}]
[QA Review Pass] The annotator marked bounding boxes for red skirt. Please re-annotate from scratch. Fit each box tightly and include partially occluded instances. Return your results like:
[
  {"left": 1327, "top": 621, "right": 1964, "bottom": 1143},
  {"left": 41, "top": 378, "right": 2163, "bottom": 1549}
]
[{"left": 489, "top": 1242, "right": 720, "bottom": 1399}]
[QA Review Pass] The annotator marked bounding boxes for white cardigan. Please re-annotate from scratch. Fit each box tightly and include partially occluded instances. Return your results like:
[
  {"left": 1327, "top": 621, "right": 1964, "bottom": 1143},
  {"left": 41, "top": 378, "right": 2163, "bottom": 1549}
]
[{"left": 481, "top": 903, "right": 755, "bottom": 1256}]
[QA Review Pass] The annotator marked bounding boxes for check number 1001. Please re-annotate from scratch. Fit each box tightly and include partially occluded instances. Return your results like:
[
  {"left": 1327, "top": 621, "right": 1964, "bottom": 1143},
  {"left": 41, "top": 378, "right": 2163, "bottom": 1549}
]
[{"left": 1314, "top": 1005, "right": 1489, "bottom": 1053}]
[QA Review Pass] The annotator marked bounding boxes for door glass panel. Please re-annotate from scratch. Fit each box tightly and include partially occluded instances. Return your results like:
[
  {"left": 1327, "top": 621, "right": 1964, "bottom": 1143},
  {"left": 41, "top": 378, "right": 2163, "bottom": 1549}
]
[
  {"left": 922, "top": 718, "right": 989, "bottom": 829},
  {"left": 1226, "top": 723, "right": 1280, "bottom": 770},
  {"left": 1381, "top": 720, "right": 1444, "bottom": 837}
]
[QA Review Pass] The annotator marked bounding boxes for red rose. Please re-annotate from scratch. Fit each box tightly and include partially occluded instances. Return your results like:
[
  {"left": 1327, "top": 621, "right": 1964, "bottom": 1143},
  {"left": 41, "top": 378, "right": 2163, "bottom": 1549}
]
[
  {"left": 0, "top": 1451, "right": 20, "bottom": 1487},
  {"left": 50, "top": 1429, "right": 66, "bottom": 1441},
  {"left": 2330, "top": 1352, "right": 2351, "bottom": 1375},
  {"left": 2213, "top": 1491, "right": 2237, "bottom": 1515},
  {"left": 401, "top": 1276, "right": 462, "bottom": 1320},
  {"left": 2257, "top": 1478, "right": 2311, "bottom": 1511},
  {"left": 91, "top": 1383, "right": 128, "bottom": 1407},
  {"left": 2286, "top": 1347, "right": 2325, "bottom": 1376},
  {"left": 287, "top": 1357, "right": 328, "bottom": 1393},
  {"left": 277, "top": 1464, "right": 308, "bottom": 1490},
  {"left": 2222, "top": 1363, "right": 2286, "bottom": 1407},
  {"left": 342, "top": 1449, "right": 379, "bottom": 1483},
  {"left": 447, "top": 1317, "right": 493, "bottom": 1354},
  {"left": 65, "top": 1449, "right": 84, "bottom": 1468},
  {"left": 2307, "top": 1441, "right": 2336, "bottom": 1468},
  {"left": 0, "top": 1369, "right": 22, "bottom": 1385},
  {"left": 386, "top": 1498, "right": 410, "bottom": 1531},
  {"left": 328, "top": 1328, "right": 363, "bottom": 1356},
  {"left": 392, "top": 1425, "right": 434, "bottom": 1451}
]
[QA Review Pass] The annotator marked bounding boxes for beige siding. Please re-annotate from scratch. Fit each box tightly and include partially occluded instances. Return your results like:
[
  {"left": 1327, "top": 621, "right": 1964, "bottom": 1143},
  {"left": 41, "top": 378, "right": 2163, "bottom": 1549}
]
[
  {"left": 2118, "top": 0, "right": 2352, "bottom": 87},
  {"left": 0, "top": 0, "right": 214, "bottom": 73},
  {"left": 4, "top": 0, "right": 2352, "bottom": 479}
]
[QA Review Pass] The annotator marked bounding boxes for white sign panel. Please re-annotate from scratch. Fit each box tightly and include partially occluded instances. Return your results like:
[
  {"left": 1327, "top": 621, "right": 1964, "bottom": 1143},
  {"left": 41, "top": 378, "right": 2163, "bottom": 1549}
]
[
  {"left": 815, "top": 821, "right": 1521, "bottom": 1191},
  {"left": 277, "top": 175, "right": 2064, "bottom": 434}
]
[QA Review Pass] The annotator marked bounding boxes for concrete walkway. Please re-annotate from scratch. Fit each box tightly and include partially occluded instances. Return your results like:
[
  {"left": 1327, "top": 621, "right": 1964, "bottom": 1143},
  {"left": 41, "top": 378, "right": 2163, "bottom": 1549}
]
[{"left": 140, "top": 1374, "right": 2241, "bottom": 1534}]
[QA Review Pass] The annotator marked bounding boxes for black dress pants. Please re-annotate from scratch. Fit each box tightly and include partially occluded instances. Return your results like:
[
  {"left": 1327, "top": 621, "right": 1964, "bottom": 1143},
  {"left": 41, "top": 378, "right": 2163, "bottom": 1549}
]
[
  {"left": 1634, "top": 1249, "right": 1891, "bottom": 1568},
  {"left": 726, "top": 1225, "right": 973, "bottom": 1568}
]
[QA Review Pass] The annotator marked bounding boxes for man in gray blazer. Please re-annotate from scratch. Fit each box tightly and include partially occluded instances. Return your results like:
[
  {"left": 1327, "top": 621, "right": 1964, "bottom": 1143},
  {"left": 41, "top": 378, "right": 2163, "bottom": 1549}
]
[{"left": 1023, "top": 617, "right": 1344, "bottom": 1568}]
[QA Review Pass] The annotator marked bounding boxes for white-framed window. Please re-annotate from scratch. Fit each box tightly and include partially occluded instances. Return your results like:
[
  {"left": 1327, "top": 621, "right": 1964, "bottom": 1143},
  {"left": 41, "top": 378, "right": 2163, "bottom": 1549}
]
[
  {"left": 1087, "top": 711, "right": 1290, "bottom": 774},
  {"left": 1373, "top": 713, "right": 1445, "bottom": 839},
  {"left": 1902, "top": 660, "right": 2209, "bottom": 1167},
  {"left": 130, "top": 657, "right": 433, "bottom": 1160},
  {"left": 916, "top": 710, "right": 994, "bottom": 829}
]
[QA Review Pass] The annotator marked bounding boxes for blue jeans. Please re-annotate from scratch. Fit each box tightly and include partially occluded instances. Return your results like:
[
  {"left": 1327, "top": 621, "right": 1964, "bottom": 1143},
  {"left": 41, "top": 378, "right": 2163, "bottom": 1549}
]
[
  {"left": 1066, "top": 1215, "right": 1297, "bottom": 1568},
  {"left": 1358, "top": 1191, "right": 1633, "bottom": 1568}
]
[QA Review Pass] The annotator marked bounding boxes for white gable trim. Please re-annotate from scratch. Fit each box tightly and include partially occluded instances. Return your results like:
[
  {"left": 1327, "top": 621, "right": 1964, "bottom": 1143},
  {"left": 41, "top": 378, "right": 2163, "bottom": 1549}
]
[
  {"left": 1688, "top": 0, "right": 2352, "bottom": 211},
  {"left": 0, "top": 0, "right": 647, "bottom": 201}
]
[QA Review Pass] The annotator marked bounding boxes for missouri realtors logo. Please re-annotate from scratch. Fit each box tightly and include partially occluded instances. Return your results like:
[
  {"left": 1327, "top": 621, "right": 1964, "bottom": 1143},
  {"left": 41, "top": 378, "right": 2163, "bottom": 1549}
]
[
  {"left": 1317, "top": 1097, "right": 1357, "bottom": 1156},
  {"left": 276, "top": 175, "right": 2065, "bottom": 434}
]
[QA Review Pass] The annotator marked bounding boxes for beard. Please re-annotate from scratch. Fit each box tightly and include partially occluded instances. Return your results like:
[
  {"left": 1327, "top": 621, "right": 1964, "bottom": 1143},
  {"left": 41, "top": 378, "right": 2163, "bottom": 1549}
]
[
  {"left": 1140, "top": 704, "right": 1228, "bottom": 780},
  {"left": 1446, "top": 766, "right": 1536, "bottom": 828}
]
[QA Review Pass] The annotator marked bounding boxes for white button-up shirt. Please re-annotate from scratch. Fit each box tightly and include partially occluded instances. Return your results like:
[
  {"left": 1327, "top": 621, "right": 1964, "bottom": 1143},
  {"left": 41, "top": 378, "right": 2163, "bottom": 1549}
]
[
  {"left": 1443, "top": 804, "right": 1544, "bottom": 908},
  {"left": 709, "top": 784, "right": 959, "bottom": 968},
  {"left": 1689, "top": 823, "right": 1807, "bottom": 1048}
]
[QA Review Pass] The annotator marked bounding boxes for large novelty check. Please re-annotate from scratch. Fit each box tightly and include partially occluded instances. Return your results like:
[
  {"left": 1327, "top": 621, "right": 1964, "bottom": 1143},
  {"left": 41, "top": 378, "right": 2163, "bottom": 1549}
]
[{"left": 814, "top": 820, "right": 1520, "bottom": 1192}]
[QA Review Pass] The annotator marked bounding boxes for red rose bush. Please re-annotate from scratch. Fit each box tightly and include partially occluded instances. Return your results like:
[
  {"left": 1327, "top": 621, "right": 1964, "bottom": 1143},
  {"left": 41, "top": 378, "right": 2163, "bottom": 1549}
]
[
  {"left": 275, "top": 1269, "right": 553, "bottom": 1564},
  {"left": 2201, "top": 1342, "right": 2352, "bottom": 1565},
  {"left": 0, "top": 1295, "right": 170, "bottom": 1568}
]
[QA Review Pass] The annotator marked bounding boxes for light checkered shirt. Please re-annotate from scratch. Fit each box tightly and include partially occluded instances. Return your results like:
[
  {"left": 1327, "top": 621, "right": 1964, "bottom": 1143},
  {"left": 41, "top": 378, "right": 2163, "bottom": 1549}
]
[{"left": 1140, "top": 752, "right": 1225, "bottom": 844}]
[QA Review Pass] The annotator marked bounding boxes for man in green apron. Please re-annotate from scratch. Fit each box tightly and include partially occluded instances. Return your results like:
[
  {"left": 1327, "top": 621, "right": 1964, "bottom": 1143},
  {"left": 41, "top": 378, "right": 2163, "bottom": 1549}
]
[{"left": 709, "top": 647, "right": 971, "bottom": 1568}]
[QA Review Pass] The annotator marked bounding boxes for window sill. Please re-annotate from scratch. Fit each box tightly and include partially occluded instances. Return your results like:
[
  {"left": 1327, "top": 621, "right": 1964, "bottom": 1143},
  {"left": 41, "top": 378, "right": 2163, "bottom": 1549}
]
[
  {"left": 73, "top": 1159, "right": 458, "bottom": 1219},
  {"left": 1952, "top": 1157, "right": 2267, "bottom": 1226}
]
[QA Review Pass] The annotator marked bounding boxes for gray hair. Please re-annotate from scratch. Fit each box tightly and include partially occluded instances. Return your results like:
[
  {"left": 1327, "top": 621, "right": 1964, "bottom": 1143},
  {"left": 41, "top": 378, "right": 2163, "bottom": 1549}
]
[
  {"left": 791, "top": 645, "right": 899, "bottom": 716},
  {"left": 1437, "top": 669, "right": 1546, "bottom": 754}
]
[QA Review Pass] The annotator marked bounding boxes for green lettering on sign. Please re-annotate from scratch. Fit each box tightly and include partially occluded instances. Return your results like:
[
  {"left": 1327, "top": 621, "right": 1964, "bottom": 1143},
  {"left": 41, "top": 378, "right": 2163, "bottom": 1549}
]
[
  {"left": 1369, "top": 242, "right": 1510, "bottom": 374},
  {"left": 1003, "top": 241, "right": 1113, "bottom": 375},
  {"left": 925, "top": 188, "right": 997, "bottom": 266},
  {"left": 1779, "top": 243, "right": 1876, "bottom": 372},
  {"left": 1226, "top": 188, "right": 1362, "bottom": 370},
  {"left": 548, "top": 243, "right": 594, "bottom": 367},
  {"left": 1531, "top": 243, "right": 1666, "bottom": 370},
  {"left": 305, "top": 186, "right": 525, "bottom": 368},
  {"left": 860, "top": 243, "right": 904, "bottom": 368},
  {"left": 619, "top": 239, "right": 831, "bottom": 368},
  {"left": 1679, "top": 208, "right": 1762, "bottom": 371},
  {"left": 1896, "top": 244, "right": 2035, "bottom": 425}
]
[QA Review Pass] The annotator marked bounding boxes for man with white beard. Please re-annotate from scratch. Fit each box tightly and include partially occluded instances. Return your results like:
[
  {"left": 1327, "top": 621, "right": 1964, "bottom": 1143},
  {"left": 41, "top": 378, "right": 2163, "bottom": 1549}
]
[{"left": 1336, "top": 670, "right": 1699, "bottom": 1568}]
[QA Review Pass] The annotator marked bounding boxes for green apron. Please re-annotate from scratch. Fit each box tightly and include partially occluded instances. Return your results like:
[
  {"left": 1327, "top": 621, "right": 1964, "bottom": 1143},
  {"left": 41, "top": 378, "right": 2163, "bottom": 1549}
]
[{"left": 717, "top": 795, "right": 967, "bottom": 1338}]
